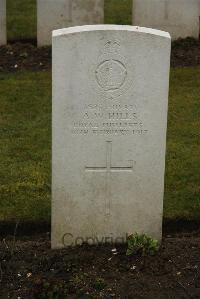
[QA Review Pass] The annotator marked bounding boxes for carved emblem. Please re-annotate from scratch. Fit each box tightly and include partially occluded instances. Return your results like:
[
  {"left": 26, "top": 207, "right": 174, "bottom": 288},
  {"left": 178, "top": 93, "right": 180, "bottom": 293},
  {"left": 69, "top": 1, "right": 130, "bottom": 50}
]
[
  {"left": 91, "top": 40, "right": 132, "bottom": 99},
  {"left": 95, "top": 59, "right": 127, "bottom": 92}
]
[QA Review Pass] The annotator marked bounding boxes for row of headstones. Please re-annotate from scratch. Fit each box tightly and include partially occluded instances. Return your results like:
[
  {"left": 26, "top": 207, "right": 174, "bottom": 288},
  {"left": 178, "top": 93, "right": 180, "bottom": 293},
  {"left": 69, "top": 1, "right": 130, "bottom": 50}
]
[{"left": 0, "top": 0, "right": 200, "bottom": 46}]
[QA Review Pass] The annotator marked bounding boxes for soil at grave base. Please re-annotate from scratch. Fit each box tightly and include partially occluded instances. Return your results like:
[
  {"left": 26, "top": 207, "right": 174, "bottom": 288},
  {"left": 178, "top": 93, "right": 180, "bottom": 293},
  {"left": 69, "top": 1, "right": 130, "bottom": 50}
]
[
  {"left": 0, "top": 231, "right": 200, "bottom": 299},
  {"left": 0, "top": 38, "right": 199, "bottom": 72}
]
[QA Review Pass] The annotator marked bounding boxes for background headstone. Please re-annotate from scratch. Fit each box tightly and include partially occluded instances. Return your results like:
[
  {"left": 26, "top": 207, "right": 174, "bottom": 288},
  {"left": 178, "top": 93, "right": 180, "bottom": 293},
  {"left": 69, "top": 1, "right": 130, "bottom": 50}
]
[
  {"left": 133, "top": 0, "right": 200, "bottom": 40},
  {"left": 37, "top": 0, "right": 104, "bottom": 46},
  {"left": 52, "top": 25, "right": 171, "bottom": 249},
  {"left": 0, "top": 0, "right": 6, "bottom": 45}
]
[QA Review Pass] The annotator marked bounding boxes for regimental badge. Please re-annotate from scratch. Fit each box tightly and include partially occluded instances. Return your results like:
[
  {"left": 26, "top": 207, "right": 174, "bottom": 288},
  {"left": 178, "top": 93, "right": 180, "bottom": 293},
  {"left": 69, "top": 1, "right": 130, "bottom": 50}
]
[{"left": 91, "top": 40, "right": 132, "bottom": 99}]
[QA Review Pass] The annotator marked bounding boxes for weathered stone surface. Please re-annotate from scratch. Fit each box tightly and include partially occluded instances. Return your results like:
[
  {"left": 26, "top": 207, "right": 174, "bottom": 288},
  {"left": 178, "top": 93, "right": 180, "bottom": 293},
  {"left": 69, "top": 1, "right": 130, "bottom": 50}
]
[
  {"left": 0, "top": 0, "right": 6, "bottom": 45},
  {"left": 52, "top": 25, "right": 171, "bottom": 249},
  {"left": 133, "top": 0, "right": 200, "bottom": 40},
  {"left": 37, "top": 0, "right": 104, "bottom": 46}
]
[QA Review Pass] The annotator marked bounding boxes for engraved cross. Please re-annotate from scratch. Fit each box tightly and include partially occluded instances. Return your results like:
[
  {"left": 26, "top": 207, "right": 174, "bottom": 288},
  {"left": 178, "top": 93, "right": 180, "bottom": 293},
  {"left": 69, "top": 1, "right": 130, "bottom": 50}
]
[{"left": 85, "top": 141, "right": 134, "bottom": 216}]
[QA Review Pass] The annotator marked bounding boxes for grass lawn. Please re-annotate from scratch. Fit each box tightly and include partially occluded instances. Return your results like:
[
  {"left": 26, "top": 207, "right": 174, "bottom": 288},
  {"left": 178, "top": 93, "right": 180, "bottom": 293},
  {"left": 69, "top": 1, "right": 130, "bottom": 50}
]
[
  {"left": 105, "top": 0, "right": 132, "bottom": 25},
  {"left": 0, "top": 72, "right": 51, "bottom": 221},
  {"left": 0, "top": 68, "right": 199, "bottom": 222},
  {"left": 6, "top": 0, "right": 132, "bottom": 41},
  {"left": 164, "top": 68, "right": 200, "bottom": 220},
  {"left": 7, "top": 0, "right": 37, "bottom": 41}
]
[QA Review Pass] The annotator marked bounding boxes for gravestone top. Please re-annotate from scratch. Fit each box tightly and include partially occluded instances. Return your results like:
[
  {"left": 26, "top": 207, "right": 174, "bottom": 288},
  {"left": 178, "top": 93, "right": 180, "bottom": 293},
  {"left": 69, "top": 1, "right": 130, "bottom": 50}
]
[
  {"left": 53, "top": 24, "right": 171, "bottom": 38},
  {"left": 52, "top": 25, "right": 171, "bottom": 249}
]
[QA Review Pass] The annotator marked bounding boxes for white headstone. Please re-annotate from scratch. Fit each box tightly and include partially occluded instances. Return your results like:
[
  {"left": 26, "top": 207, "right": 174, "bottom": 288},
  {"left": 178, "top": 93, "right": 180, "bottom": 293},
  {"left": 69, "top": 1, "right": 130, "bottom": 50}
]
[
  {"left": 133, "top": 0, "right": 200, "bottom": 40},
  {"left": 52, "top": 25, "right": 171, "bottom": 249},
  {"left": 0, "top": 0, "right": 6, "bottom": 45},
  {"left": 37, "top": 0, "right": 104, "bottom": 46}
]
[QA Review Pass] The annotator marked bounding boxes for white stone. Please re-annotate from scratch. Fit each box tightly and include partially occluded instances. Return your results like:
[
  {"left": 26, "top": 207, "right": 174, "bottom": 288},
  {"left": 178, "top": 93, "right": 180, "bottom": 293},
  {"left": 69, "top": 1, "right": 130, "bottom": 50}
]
[
  {"left": 0, "top": 0, "right": 6, "bottom": 45},
  {"left": 52, "top": 25, "right": 171, "bottom": 249},
  {"left": 37, "top": 0, "right": 104, "bottom": 46},
  {"left": 133, "top": 0, "right": 200, "bottom": 40}
]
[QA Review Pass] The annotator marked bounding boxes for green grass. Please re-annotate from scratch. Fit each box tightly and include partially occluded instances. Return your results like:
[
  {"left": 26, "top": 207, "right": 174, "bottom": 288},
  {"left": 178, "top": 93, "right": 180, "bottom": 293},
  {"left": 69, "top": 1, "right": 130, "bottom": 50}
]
[
  {"left": 6, "top": 0, "right": 132, "bottom": 41},
  {"left": 0, "top": 72, "right": 51, "bottom": 221},
  {"left": 7, "top": 0, "right": 37, "bottom": 41},
  {"left": 164, "top": 68, "right": 200, "bottom": 220},
  {"left": 0, "top": 68, "right": 199, "bottom": 222},
  {"left": 105, "top": 0, "right": 132, "bottom": 25}
]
